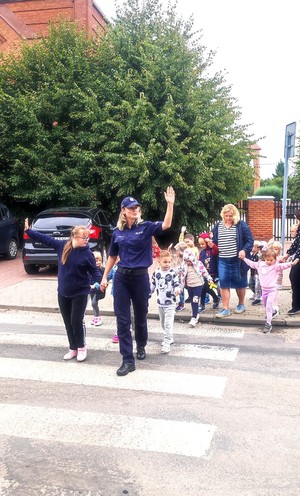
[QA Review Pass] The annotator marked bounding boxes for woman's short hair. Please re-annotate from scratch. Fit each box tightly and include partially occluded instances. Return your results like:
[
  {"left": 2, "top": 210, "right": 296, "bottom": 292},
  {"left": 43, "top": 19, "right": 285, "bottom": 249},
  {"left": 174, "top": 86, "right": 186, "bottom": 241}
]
[{"left": 220, "top": 204, "right": 240, "bottom": 225}]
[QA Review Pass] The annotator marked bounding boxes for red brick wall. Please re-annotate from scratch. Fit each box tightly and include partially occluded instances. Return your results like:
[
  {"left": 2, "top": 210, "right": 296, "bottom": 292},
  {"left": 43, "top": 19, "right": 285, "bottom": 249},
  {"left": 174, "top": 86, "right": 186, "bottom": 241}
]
[
  {"left": 0, "top": 0, "right": 108, "bottom": 52},
  {"left": 248, "top": 196, "right": 274, "bottom": 242}
]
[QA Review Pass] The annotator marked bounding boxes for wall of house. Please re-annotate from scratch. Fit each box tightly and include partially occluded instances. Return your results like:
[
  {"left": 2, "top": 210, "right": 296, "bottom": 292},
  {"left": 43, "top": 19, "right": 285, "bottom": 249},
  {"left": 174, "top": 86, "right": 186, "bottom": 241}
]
[{"left": 0, "top": 0, "right": 108, "bottom": 53}]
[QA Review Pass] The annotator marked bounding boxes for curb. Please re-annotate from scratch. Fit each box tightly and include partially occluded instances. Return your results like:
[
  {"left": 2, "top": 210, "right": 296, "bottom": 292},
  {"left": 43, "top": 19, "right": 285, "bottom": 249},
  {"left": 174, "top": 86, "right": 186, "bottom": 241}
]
[{"left": 1, "top": 304, "right": 299, "bottom": 328}]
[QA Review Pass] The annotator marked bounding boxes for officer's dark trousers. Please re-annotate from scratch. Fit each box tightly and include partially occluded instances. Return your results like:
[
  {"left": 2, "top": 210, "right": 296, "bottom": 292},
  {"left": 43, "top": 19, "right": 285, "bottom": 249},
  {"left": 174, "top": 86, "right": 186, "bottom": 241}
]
[
  {"left": 113, "top": 271, "right": 150, "bottom": 364},
  {"left": 289, "top": 262, "right": 300, "bottom": 311},
  {"left": 58, "top": 293, "right": 88, "bottom": 350}
]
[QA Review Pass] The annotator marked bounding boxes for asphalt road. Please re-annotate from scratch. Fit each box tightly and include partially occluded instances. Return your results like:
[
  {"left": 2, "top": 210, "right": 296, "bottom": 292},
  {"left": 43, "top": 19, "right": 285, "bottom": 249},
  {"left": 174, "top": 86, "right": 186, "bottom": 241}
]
[{"left": 0, "top": 311, "right": 299, "bottom": 496}]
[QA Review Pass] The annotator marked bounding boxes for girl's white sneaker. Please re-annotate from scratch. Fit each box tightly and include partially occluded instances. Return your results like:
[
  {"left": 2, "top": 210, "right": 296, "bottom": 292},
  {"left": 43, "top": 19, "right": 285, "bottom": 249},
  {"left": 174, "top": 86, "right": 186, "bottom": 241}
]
[
  {"left": 63, "top": 349, "right": 77, "bottom": 360},
  {"left": 77, "top": 347, "right": 87, "bottom": 362}
]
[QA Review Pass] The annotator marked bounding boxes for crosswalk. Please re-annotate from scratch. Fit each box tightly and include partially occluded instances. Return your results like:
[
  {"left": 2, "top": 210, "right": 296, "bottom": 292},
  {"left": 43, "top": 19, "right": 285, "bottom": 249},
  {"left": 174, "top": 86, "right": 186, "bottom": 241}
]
[{"left": 0, "top": 312, "right": 244, "bottom": 466}]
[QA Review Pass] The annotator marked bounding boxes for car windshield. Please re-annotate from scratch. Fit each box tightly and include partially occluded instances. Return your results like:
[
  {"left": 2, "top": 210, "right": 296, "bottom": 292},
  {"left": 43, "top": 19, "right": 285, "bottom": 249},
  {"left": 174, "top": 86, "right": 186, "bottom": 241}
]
[{"left": 33, "top": 216, "right": 90, "bottom": 229}]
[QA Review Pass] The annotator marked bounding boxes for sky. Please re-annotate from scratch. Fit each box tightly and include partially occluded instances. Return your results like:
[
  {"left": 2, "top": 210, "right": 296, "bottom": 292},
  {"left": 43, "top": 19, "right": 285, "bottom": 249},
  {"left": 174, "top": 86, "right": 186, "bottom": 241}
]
[{"left": 95, "top": 0, "right": 300, "bottom": 179}]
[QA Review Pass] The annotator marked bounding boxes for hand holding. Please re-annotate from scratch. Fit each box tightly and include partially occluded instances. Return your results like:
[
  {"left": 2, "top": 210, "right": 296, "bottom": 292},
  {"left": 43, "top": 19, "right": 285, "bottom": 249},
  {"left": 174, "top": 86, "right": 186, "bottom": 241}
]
[
  {"left": 238, "top": 250, "right": 246, "bottom": 260},
  {"left": 100, "top": 278, "right": 108, "bottom": 292},
  {"left": 292, "top": 258, "right": 299, "bottom": 266}
]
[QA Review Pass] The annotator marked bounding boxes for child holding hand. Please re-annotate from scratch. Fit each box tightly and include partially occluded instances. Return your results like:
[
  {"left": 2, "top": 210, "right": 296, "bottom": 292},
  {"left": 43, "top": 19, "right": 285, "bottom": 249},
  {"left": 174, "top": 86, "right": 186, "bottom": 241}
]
[
  {"left": 90, "top": 251, "right": 105, "bottom": 326},
  {"left": 239, "top": 248, "right": 298, "bottom": 333}
]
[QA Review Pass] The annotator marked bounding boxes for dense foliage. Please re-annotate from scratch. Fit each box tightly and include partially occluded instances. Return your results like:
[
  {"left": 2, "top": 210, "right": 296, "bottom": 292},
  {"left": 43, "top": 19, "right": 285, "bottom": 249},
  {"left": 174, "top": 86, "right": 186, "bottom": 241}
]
[{"left": 0, "top": 0, "right": 255, "bottom": 232}]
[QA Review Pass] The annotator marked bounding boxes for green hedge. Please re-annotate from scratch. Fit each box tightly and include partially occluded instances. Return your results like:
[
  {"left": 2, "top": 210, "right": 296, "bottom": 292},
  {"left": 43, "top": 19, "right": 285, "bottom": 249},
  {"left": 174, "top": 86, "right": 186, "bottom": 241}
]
[{"left": 254, "top": 186, "right": 282, "bottom": 201}]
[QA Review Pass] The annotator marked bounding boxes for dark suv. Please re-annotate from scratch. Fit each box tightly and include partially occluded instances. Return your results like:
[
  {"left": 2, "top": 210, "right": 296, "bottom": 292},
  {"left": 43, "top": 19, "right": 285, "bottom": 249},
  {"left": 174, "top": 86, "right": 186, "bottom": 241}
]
[
  {"left": 23, "top": 207, "right": 115, "bottom": 274},
  {"left": 0, "top": 203, "right": 19, "bottom": 259}
]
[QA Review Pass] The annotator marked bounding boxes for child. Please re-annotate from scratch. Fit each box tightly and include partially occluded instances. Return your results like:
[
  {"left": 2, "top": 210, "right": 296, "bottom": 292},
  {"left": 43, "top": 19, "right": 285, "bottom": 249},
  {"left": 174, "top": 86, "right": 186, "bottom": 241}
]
[
  {"left": 183, "top": 233, "right": 199, "bottom": 258},
  {"left": 152, "top": 236, "right": 161, "bottom": 259},
  {"left": 248, "top": 240, "right": 262, "bottom": 305},
  {"left": 107, "top": 258, "right": 120, "bottom": 343},
  {"left": 268, "top": 240, "right": 285, "bottom": 317},
  {"left": 150, "top": 250, "right": 181, "bottom": 353},
  {"left": 181, "top": 248, "right": 212, "bottom": 327},
  {"left": 149, "top": 236, "right": 161, "bottom": 277},
  {"left": 239, "top": 248, "right": 298, "bottom": 333},
  {"left": 90, "top": 251, "right": 105, "bottom": 326},
  {"left": 198, "top": 232, "right": 219, "bottom": 312},
  {"left": 173, "top": 241, "right": 187, "bottom": 311}
]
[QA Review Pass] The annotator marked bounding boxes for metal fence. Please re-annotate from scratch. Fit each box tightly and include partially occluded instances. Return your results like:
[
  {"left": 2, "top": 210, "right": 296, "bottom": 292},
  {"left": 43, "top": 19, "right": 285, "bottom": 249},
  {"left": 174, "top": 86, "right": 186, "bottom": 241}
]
[{"left": 274, "top": 201, "right": 300, "bottom": 241}]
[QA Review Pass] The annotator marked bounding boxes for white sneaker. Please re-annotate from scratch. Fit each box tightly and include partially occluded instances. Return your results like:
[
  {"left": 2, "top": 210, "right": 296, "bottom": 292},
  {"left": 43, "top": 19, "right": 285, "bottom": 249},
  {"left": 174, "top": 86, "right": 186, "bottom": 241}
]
[
  {"left": 93, "top": 316, "right": 102, "bottom": 326},
  {"left": 161, "top": 339, "right": 174, "bottom": 345},
  {"left": 77, "top": 347, "right": 87, "bottom": 362},
  {"left": 161, "top": 343, "right": 170, "bottom": 354},
  {"left": 189, "top": 317, "right": 198, "bottom": 327},
  {"left": 63, "top": 349, "right": 77, "bottom": 360}
]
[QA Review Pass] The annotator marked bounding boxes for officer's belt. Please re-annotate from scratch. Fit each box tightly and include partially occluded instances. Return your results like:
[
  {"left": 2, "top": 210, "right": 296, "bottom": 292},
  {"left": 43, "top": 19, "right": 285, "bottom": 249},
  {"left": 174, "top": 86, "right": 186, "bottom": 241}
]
[{"left": 118, "top": 267, "right": 148, "bottom": 276}]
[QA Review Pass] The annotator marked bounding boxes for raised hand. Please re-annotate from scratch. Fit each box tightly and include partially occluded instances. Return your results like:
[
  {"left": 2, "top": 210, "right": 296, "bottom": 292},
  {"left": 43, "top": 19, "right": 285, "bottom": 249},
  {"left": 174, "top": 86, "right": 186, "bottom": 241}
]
[{"left": 164, "top": 186, "right": 175, "bottom": 204}]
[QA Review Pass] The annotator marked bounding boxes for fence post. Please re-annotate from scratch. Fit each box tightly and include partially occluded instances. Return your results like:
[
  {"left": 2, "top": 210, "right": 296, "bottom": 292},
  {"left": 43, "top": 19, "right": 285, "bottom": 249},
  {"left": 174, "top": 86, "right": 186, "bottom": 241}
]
[{"left": 247, "top": 196, "right": 274, "bottom": 241}]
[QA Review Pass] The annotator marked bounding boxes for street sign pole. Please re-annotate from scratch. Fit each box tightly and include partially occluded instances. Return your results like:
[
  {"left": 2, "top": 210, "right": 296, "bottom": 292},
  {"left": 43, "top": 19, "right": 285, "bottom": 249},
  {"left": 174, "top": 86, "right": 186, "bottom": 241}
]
[{"left": 281, "top": 122, "right": 296, "bottom": 252}]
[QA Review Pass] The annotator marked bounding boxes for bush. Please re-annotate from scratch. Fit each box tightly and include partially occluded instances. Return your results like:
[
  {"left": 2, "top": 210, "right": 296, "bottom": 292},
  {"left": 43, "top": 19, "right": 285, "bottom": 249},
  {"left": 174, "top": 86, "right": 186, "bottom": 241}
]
[{"left": 254, "top": 185, "right": 282, "bottom": 201}]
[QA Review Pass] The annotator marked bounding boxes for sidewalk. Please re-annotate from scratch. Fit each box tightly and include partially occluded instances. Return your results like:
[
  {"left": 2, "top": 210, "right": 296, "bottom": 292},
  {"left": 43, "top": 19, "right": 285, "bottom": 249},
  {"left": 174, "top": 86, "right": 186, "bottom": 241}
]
[{"left": 0, "top": 252, "right": 299, "bottom": 330}]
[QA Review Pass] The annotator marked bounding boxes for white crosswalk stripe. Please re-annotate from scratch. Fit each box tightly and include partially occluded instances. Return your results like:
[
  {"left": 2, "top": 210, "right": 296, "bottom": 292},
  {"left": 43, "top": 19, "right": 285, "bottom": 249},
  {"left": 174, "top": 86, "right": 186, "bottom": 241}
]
[
  {"left": 0, "top": 332, "right": 239, "bottom": 361},
  {"left": 0, "top": 403, "right": 216, "bottom": 458},
  {"left": 0, "top": 314, "right": 243, "bottom": 461},
  {"left": 0, "top": 357, "right": 227, "bottom": 398}
]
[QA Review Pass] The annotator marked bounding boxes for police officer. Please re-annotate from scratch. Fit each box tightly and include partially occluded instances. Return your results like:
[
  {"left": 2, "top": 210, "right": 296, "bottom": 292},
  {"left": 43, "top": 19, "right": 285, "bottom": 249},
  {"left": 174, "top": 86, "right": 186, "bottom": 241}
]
[{"left": 100, "top": 186, "right": 175, "bottom": 376}]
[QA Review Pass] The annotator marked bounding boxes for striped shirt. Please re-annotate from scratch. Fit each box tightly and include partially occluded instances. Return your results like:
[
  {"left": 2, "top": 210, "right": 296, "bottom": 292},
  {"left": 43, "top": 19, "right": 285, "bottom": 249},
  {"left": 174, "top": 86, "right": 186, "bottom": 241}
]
[{"left": 217, "top": 222, "right": 238, "bottom": 258}]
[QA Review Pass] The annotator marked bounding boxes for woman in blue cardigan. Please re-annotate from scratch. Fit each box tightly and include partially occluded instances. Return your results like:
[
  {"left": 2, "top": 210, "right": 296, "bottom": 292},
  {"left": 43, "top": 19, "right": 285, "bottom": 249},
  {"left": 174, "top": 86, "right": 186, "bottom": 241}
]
[{"left": 212, "top": 204, "right": 253, "bottom": 318}]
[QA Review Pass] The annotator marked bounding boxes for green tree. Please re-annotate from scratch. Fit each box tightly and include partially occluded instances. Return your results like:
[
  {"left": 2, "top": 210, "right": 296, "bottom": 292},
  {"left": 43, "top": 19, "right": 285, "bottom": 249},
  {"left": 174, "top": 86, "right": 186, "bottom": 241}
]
[{"left": 0, "top": 0, "right": 255, "bottom": 232}]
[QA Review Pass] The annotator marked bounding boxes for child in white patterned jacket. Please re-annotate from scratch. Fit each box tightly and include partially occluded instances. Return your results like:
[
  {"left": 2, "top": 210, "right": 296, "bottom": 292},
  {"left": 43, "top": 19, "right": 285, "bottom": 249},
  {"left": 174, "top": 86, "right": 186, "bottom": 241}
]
[{"left": 150, "top": 250, "right": 181, "bottom": 354}]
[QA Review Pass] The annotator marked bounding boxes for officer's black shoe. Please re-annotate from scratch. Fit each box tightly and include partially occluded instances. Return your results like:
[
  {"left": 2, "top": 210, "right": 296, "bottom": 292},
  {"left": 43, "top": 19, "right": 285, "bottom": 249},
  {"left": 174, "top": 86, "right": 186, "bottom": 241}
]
[
  {"left": 136, "top": 347, "right": 146, "bottom": 360},
  {"left": 116, "top": 362, "right": 135, "bottom": 376}
]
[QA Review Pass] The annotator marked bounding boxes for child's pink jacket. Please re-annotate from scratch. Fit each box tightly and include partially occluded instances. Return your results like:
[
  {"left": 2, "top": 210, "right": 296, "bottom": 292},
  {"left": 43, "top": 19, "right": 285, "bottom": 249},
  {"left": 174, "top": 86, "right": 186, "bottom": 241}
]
[{"left": 243, "top": 258, "right": 292, "bottom": 290}]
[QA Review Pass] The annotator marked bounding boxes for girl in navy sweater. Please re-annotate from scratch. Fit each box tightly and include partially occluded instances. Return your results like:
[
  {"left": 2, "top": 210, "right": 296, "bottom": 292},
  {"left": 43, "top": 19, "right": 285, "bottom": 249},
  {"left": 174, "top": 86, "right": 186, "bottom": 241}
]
[{"left": 24, "top": 218, "right": 101, "bottom": 362}]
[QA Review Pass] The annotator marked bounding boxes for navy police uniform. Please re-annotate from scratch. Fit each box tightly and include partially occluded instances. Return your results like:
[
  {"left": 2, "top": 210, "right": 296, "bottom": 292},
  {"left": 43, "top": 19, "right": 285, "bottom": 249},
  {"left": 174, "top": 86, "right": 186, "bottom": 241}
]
[{"left": 110, "top": 219, "right": 163, "bottom": 365}]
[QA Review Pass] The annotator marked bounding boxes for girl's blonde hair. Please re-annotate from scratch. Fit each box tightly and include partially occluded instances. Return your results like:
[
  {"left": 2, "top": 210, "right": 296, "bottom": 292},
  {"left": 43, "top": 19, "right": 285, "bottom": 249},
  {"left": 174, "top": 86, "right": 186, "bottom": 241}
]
[
  {"left": 221, "top": 204, "right": 240, "bottom": 225},
  {"left": 116, "top": 207, "right": 143, "bottom": 231},
  {"left": 263, "top": 248, "right": 277, "bottom": 260},
  {"left": 93, "top": 251, "right": 102, "bottom": 261},
  {"left": 271, "top": 241, "right": 282, "bottom": 250},
  {"left": 61, "top": 225, "right": 89, "bottom": 265}
]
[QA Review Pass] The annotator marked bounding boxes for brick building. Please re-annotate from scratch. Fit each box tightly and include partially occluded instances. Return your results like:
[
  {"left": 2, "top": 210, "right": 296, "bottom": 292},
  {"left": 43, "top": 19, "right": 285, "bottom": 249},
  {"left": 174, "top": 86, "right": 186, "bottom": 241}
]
[{"left": 0, "top": 0, "right": 108, "bottom": 53}]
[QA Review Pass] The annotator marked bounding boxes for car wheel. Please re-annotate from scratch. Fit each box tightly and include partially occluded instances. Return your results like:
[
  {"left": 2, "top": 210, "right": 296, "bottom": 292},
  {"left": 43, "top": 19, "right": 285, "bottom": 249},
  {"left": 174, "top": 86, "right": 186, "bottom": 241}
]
[
  {"left": 24, "top": 264, "right": 40, "bottom": 274},
  {"left": 5, "top": 238, "right": 18, "bottom": 260}
]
